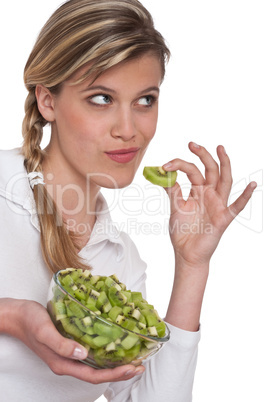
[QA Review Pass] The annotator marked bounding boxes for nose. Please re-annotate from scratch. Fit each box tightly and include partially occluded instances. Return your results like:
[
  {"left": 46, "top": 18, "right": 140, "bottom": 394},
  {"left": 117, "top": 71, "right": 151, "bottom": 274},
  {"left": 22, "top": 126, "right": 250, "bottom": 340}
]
[{"left": 111, "top": 106, "right": 137, "bottom": 141}]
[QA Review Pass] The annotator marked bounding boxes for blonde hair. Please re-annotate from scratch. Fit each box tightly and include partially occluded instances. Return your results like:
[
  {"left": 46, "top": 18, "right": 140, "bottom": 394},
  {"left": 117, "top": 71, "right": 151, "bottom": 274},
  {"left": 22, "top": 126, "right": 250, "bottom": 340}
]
[{"left": 22, "top": 0, "right": 170, "bottom": 273}]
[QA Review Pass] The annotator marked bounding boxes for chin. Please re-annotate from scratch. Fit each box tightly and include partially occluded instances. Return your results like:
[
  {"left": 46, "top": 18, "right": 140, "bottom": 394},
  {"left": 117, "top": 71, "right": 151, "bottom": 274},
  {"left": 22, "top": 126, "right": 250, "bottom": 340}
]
[{"left": 96, "top": 172, "right": 136, "bottom": 189}]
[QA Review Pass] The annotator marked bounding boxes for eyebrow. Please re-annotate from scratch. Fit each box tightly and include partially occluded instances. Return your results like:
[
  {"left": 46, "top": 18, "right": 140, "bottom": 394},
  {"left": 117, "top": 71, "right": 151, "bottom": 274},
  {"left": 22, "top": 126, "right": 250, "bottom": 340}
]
[{"left": 81, "top": 85, "right": 160, "bottom": 95}]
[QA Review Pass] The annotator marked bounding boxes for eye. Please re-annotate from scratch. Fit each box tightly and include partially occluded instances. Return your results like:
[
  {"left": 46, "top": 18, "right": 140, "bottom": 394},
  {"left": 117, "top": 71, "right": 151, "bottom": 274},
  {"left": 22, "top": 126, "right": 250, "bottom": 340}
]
[
  {"left": 136, "top": 95, "right": 157, "bottom": 107},
  {"left": 89, "top": 94, "right": 112, "bottom": 105}
]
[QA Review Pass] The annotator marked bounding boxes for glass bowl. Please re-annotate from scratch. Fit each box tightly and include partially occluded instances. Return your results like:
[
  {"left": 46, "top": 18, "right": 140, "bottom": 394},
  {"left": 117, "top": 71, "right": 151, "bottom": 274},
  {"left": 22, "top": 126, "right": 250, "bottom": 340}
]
[{"left": 47, "top": 270, "right": 170, "bottom": 369}]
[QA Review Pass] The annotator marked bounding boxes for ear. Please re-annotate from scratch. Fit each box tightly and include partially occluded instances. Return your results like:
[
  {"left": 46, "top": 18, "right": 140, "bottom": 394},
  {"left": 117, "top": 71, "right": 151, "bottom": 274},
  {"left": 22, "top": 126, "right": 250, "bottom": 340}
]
[{"left": 35, "top": 85, "right": 56, "bottom": 122}]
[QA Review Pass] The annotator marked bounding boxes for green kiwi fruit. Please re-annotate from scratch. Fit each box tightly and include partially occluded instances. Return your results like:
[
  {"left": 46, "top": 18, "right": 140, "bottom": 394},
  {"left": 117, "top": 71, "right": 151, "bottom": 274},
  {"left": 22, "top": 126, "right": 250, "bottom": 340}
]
[
  {"left": 143, "top": 166, "right": 177, "bottom": 187},
  {"left": 49, "top": 268, "right": 167, "bottom": 368}
]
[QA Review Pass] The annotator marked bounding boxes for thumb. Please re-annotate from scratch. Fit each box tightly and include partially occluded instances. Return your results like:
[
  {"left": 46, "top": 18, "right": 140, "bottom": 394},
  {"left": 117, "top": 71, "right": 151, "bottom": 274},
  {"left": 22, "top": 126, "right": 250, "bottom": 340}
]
[
  {"left": 39, "top": 318, "right": 88, "bottom": 360},
  {"left": 164, "top": 182, "right": 184, "bottom": 215}
]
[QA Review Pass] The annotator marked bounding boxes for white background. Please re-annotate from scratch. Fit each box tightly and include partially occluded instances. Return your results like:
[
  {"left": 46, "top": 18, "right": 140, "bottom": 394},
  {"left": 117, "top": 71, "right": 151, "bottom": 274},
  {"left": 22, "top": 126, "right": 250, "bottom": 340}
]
[{"left": 1, "top": 1, "right": 267, "bottom": 401}]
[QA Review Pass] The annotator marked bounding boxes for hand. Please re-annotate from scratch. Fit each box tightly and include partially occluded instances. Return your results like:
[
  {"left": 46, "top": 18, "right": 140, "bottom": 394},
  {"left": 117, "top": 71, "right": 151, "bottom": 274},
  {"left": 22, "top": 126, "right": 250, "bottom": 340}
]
[
  {"left": 163, "top": 142, "right": 257, "bottom": 269},
  {"left": 3, "top": 299, "right": 144, "bottom": 383}
]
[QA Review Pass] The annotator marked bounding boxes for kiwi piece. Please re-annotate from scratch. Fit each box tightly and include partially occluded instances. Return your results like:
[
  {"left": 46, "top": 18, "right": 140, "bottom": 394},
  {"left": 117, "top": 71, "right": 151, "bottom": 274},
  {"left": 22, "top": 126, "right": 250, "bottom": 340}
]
[
  {"left": 52, "top": 300, "right": 67, "bottom": 321},
  {"left": 123, "top": 343, "right": 141, "bottom": 362},
  {"left": 96, "top": 291, "right": 112, "bottom": 313},
  {"left": 155, "top": 321, "right": 166, "bottom": 338},
  {"left": 60, "top": 317, "right": 84, "bottom": 339},
  {"left": 74, "top": 316, "right": 94, "bottom": 335},
  {"left": 131, "top": 309, "right": 142, "bottom": 321},
  {"left": 120, "top": 318, "right": 137, "bottom": 332},
  {"left": 87, "top": 289, "right": 100, "bottom": 306},
  {"left": 69, "top": 269, "right": 83, "bottom": 281},
  {"left": 108, "top": 306, "right": 123, "bottom": 322},
  {"left": 121, "top": 333, "right": 139, "bottom": 350},
  {"left": 143, "top": 166, "right": 177, "bottom": 188},
  {"left": 93, "top": 320, "right": 123, "bottom": 340},
  {"left": 73, "top": 287, "right": 87, "bottom": 302},
  {"left": 104, "top": 276, "right": 118, "bottom": 289},
  {"left": 115, "top": 314, "right": 126, "bottom": 326},
  {"left": 92, "top": 335, "right": 111, "bottom": 348},
  {"left": 65, "top": 300, "right": 86, "bottom": 318},
  {"left": 95, "top": 280, "right": 106, "bottom": 292},
  {"left": 148, "top": 326, "right": 158, "bottom": 337},
  {"left": 130, "top": 291, "right": 143, "bottom": 303},
  {"left": 90, "top": 275, "right": 101, "bottom": 286},
  {"left": 122, "top": 305, "right": 133, "bottom": 317},
  {"left": 106, "top": 341, "right": 116, "bottom": 352},
  {"left": 141, "top": 308, "right": 160, "bottom": 327},
  {"left": 108, "top": 286, "right": 128, "bottom": 307},
  {"left": 81, "top": 269, "right": 92, "bottom": 279},
  {"left": 85, "top": 299, "right": 99, "bottom": 312},
  {"left": 93, "top": 345, "right": 126, "bottom": 366},
  {"left": 80, "top": 334, "right": 98, "bottom": 349},
  {"left": 93, "top": 320, "right": 116, "bottom": 336},
  {"left": 60, "top": 274, "right": 74, "bottom": 288},
  {"left": 109, "top": 274, "right": 120, "bottom": 284},
  {"left": 136, "top": 301, "right": 154, "bottom": 310}
]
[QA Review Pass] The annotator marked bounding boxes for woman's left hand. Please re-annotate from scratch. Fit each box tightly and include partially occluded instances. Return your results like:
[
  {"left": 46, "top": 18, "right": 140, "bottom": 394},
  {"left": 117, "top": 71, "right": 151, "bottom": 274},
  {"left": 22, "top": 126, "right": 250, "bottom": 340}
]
[{"left": 163, "top": 142, "right": 257, "bottom": 270}]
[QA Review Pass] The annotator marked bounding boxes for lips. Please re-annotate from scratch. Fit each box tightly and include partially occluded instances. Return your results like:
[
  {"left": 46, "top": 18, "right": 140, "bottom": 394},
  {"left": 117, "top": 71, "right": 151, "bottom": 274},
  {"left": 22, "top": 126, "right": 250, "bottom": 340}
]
[{"left": 105, "top": 148, "right": 140, "bottom": 163}]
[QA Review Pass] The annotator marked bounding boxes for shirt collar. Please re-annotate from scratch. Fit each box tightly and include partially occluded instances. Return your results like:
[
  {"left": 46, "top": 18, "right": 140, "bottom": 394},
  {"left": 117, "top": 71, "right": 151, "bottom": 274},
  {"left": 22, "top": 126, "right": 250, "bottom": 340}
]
[{"left": 82, "top": 193, "right": 125, "bottom": 261}]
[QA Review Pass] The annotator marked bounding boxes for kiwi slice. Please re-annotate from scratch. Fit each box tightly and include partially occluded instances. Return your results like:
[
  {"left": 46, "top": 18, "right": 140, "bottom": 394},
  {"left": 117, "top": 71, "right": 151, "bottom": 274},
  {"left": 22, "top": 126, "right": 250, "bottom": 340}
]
[
  {"left": 108, "top": 306, "right": 123, "bottom": 322},
  {"left": 121, "top": 333, "right": 139, "bottom": 350},
  {"left": 60, "top": 317, "right": 84, "bottom": 339},
  {"left": 52, "top": 300, "right": 67, "bottom": 321},
  {"left": 93, "top": 345, "right": 126, "bottom": 367},
  {"left": 108, "top": 286, "right": 128, "bottom": 307},
  {"left": 143, "top": 166, "right": 177, "bottom": 187},
  {"left": 49, "top": 268, "right": 168, "bottom": 368}
]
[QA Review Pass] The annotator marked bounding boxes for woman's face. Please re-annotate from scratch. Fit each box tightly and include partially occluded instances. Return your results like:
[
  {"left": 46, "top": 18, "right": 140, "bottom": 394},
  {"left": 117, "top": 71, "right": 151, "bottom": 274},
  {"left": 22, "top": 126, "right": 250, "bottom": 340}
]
[{"left": 44, "top": 54, "right": 162, "bottom": 190}]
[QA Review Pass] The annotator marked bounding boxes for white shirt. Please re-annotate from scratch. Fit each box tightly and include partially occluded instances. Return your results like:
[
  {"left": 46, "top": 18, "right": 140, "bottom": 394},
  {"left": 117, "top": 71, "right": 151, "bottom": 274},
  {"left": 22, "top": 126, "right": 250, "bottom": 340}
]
[{"left": 0, "top": 148, "right": 200, "bottom": 402}]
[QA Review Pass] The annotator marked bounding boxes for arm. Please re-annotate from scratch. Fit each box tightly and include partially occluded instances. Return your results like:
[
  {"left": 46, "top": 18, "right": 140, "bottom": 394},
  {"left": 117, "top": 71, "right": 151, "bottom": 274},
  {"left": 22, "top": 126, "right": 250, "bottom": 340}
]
[
  {"left": 105, "top": 143, "right": 256, "bottom": 402},
  {"left": 163, "top": 142, "right": 257, "bottom": 331}
]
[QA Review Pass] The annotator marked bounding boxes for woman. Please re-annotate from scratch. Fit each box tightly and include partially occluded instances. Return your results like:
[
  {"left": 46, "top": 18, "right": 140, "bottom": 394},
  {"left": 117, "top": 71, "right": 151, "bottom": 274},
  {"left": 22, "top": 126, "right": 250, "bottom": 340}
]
[{"left": 0, "top": 0, "right": 256, "bottom": 401}]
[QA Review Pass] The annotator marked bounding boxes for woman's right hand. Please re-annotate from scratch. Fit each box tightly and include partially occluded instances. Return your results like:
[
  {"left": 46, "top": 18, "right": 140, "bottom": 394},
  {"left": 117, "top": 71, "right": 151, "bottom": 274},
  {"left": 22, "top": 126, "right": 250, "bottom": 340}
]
[{"left": 0, "top": 298, "right": 144, "bottom": 383}]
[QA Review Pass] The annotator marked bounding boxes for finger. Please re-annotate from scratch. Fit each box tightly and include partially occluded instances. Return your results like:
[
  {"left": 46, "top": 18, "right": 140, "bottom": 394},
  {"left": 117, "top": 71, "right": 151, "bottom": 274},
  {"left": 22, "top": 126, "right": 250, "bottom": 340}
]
[
  {"left": 163, "top": 158, "right": 205, "bottom": 186},
  {"left": 56, "top": 358, "right": 145, "bottom": 384},
  {"left": 188, "top": 142, "right": 220, "bottom": 187},
  {"left": 216, "top": 145, "right": 233, "bottom": 204},
  {"left": 227, "top": 181, "right": 257, "bottom": 224},
  {"left": 79, "top": 364, "right": 145, "bottom": 384}
]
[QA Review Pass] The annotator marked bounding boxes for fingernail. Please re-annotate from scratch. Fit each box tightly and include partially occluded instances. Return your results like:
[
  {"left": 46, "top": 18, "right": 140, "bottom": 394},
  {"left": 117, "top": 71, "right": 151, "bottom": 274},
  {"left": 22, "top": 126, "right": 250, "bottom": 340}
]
[
  {"left": 125, "top": 369, "right": 135, "bottom": 376},
  {"left": 134, "top": 367, "right": 145, "bottom": 376},
  {"left": 192, "top": 142, "right": 200, "bottom": 149},
  {"left": 72, "top": 347, "right": 88, "bottom": 360},
  {"left": 162, "top": 162, "right": 172, "bottom": 169},
  {"left": 222, "top": 146, "right": 227, "bottom": 155}
]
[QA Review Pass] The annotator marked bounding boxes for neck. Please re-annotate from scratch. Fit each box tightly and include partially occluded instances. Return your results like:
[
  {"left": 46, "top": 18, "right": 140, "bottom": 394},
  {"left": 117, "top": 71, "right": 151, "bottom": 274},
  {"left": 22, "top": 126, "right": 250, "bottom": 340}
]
[{"left": 42, "top": 154, "right": 101, "bottom": 247}]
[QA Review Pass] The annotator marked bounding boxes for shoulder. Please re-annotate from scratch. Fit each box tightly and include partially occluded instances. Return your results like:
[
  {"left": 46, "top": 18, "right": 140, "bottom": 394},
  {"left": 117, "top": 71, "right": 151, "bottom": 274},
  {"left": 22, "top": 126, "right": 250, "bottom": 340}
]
[
  {"left": 0, "top": 148, "right": 30, "bottom": 205},
  {"left": 0, "top": 148, "right": 25, "bottom": 180},
  {"left": 119, "top": 231, "right": 143, "bottom": 259},
  {"left": 0, "top": 147, "right": 24, "bottom": 162}
]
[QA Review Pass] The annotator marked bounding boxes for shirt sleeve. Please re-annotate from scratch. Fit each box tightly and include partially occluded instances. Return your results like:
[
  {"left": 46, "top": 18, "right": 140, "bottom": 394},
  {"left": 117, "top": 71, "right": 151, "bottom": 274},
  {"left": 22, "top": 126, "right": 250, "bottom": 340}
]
[{"left": 104, "top": 323, "right": 200, "bottom": 402}]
